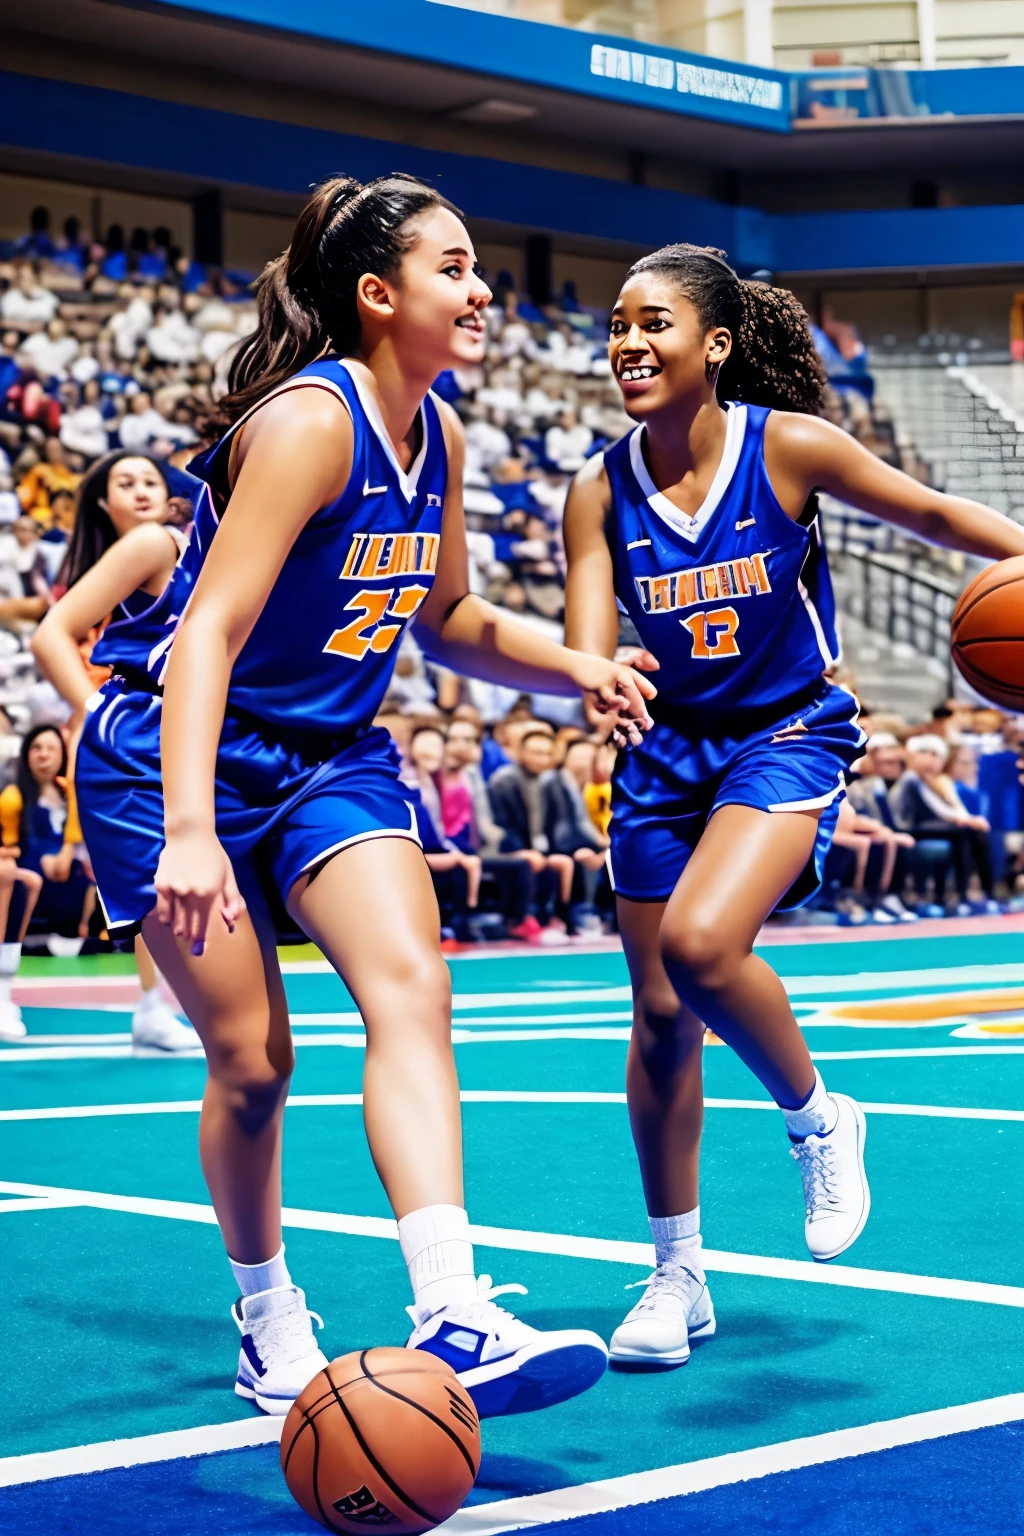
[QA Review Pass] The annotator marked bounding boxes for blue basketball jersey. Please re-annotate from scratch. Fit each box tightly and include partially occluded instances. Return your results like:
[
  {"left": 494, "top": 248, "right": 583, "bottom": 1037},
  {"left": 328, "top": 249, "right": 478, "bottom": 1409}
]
[
  {"left": 604, "top": 402, "right": 838, "bottom": 714},
  {"left": 88, "top": 484, "right": 220, "bottom": 686},
  {"left": 189, "top": 358, "right": 448, "bottom": 734}
]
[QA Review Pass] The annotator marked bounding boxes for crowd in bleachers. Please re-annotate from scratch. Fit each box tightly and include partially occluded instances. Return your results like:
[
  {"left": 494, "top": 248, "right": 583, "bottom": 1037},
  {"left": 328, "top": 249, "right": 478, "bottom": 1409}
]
[{"left": 0, "top": 206, "right": 1022, "bottom": 945}]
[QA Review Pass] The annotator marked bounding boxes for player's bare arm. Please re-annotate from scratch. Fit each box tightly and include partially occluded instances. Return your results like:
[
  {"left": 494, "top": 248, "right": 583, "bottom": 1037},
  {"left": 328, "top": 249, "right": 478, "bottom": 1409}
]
[
  {"left": 156, "top": 390, "right": 353, "bottom": 942},
  {"left": 765, "top": 409, "right": 1024, "bottom": 560},
  {"left": 32, "top": 522, "right": 182, "bottom": 717},
  {"left": 416, "top": 404, "right": 656, "bottom": 731}
]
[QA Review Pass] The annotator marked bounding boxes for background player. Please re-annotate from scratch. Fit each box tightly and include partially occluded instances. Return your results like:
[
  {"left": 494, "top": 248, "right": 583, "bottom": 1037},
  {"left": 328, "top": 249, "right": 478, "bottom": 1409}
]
[
  {"left": 563, "top": 243, "right": 1024, "bottom": 1367},
  {"left": 31, "top": 451, "right": 201, "bottom": 1051},
  {"left": 77, "top": 175, "right": 656, "bottom": 1419}
]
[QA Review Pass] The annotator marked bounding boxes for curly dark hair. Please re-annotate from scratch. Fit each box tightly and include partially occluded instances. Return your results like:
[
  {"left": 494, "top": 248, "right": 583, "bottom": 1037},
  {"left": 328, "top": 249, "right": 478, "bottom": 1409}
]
[{"left": 624, "top": 243, "right": 827, "bottom": 416}]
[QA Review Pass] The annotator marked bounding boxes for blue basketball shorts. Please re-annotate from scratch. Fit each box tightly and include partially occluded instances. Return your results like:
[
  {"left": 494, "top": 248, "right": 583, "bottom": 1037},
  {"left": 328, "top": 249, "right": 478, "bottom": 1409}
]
[
  {"left": 75, "top": 682, "right": 421, "bottom": 935},
  {"left": 609, "top": 682, "right": 865, "bottom": 909}
]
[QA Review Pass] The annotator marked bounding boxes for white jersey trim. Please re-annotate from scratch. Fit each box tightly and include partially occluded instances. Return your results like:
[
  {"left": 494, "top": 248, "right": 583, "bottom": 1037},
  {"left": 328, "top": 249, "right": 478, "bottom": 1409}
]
[
  {"left": 797, "top": 576, "right": 838, "bottom": 669},
  {"left": 767, "top": 772, "right": 846, "bottom": 814},
  {"left": 629, "top": 402, "right": 746, "bottom": 545},
  {"left": 340, "top": 360, "right": 428, "bottom": 503},
  {"left": 296, "top": 802, "right": 422, "bottom": 877}
]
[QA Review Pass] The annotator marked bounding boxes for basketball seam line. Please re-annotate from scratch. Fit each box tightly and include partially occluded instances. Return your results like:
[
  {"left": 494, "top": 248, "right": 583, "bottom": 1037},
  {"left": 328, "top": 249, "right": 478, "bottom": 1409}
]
[
  {"left": 359, "top": 1349, "right": 479, "bottom": 1480},
  {"left": 310, "top": 1406, "right": 343, "bottom": 1534},
  {"left": 328, "top": 1360, "right": 443, "bottom": 1525},
  {"left": 954, "top": 568, "right": 1024, "bottom": 628}
]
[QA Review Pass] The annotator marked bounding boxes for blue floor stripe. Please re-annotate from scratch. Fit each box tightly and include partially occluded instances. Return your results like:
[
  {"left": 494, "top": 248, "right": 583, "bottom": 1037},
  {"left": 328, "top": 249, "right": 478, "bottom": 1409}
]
[{"left": 2, "top": 1421, "right": 1022, "bottom": 1535}]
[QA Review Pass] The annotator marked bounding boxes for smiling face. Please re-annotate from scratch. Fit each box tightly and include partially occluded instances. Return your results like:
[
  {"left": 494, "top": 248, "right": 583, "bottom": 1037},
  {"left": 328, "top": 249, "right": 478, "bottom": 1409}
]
[
  {"left": 359, "top": 206, "right": 491, "bottom": 375},
  {"left": 609, "top": 272, "right": 732, "bottom": 421},
  {"left": 102, "top": 457, "right": 170, "bottom": 537}
]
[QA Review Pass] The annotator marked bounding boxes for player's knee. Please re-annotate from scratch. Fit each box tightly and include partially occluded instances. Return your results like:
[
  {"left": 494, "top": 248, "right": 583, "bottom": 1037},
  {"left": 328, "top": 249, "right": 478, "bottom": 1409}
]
[
  {"left": 206, "top": 1030, "right": 291, "bottom": 1100},
  {"left": 380, "top": 947, "right": 452, "bottom": 1019},
  {"left": 634, "top": 981, "right": 686, "bottom": 1032},
  {"left": 660, "top": 917, "right": 734, "bottom": 990}
]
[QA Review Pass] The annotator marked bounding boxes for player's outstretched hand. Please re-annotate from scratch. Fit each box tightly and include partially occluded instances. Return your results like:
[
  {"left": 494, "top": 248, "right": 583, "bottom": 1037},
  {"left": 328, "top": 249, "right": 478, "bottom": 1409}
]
[
  {"left": 155, "top": 830, "right": 246, "bottom": 955},
  {"left": 568, "top": 652, "right": 657, "bottom": 748}
]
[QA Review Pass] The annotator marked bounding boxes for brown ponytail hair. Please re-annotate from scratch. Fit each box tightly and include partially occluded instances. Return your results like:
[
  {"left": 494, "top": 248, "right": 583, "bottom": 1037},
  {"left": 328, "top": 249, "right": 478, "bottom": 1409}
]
[
  {"left": 218, "top": 173, "right": 463, "bottom": 427},
  {"left": 624, "top": 243, "right": 828, "bottom": 415}
]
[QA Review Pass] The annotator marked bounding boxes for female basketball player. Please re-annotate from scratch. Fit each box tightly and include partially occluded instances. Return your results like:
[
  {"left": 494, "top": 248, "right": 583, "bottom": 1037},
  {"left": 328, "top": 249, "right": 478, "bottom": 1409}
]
[
  {"left": 75, "top": 175, "right": 655, "bottom": 1419},
  {"left": 562, "top": 244, "right": 1024, "bottom": 1367},
  {"left": 31, "top": 451, "right": 200, "bottom": 1050}
]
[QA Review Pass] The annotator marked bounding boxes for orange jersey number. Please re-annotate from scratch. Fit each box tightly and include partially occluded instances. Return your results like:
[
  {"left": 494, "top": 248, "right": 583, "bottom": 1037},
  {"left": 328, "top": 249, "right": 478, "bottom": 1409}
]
[
  {"left": 681, "top": 606, "right": 741, "bottom": 660},
  {"left": 324, "top": 584, "right": 431, "bottom": 662}
]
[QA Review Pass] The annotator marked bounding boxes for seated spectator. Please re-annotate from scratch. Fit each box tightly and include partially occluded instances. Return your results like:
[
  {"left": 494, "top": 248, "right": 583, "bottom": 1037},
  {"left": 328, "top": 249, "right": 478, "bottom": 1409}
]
[
  {"left": 890, "top": 734, "right": 999, "bottom": 915},
  {"left": 59, "top": 378, "right": 109, "bottom": 461},
  {"left": 544, "top": 407, "right": 593, "bottom": 473},
  {"left": 117, "top": 389, "right": 188, "bottom": 453},
  {"left": 0, "top": 263, "right": 60, "bottom": 326},
  {"left": 0, "top": 516, "right": 52, "bottom": 630},
  {"left": 829, "top": 796, "right": 917, "bottom": 925},
  {"left": 17, "top": 437, "right": 80, "bottom": 522},
  {"left": 487, "top": 728, "right": 577, "bottom": 941},
  {"left": 14, "top": 208, "right": 55, "bottom": 262},
  {"left": 0, "top": 725, "right": 95, "bottom": 945},
  {"left": 406, "top": 726, "right": 482, "bottom": 941},
  {"left": 545, "top": 736, "right": 609, "bottom": 934},
  {"left": 20, "top": 318, "right": 79, "bottom": 382},
  {"left": 583, "top": 739, "right": 615, "bottom": 841},
  {"left": 0, "top": 460, "right": 20, "bottom": 526}
]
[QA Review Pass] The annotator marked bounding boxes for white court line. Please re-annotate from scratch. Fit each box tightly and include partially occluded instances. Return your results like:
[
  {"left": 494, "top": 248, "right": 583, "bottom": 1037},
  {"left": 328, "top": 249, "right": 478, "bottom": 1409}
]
[
  {"left": 1, "top": 1177, "right": 1022, "bottom": 1310},
  {"left": 3, "top": 1093, "right": 1022, "bottom": 1124},
  {"left": 6, "top": 1036, "right": 1024, "bottom": 1063},
  {"left": 439, "top": 1392, "right": 1024, "bottom": 1534},
  {"left": 0, "top": 1415, "right": 281, "bottom": 1488},
  {"left": 783, "top": 964, "right": 1024, "bottom": 997},
  {"left": 0, "top": 1195, "right": 84, "bottom": 1214},
  {"left": 3, "top": 1389, "right": 1021, "bottom": 1502}
]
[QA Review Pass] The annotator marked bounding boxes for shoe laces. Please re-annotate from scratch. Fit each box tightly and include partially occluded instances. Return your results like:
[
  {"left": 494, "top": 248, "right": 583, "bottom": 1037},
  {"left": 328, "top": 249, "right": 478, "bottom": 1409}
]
[
  {"left": 407, "top": 1274, "right": 528, "bottom": 1336},
  {"left": 790, "top": 1134, "right": 842, "bottom": 1213},
  {"left": 624, "top": 1263, "right": 702, "bottom": 1313},
  {"left": 240, "top": 1291, "right": 323, "bottom": 1366}
]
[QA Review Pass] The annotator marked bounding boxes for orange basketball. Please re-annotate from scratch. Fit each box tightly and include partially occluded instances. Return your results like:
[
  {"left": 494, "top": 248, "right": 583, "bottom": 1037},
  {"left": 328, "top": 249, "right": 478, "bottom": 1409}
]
[
  {"left": 280, "top": 1348, "right": 481, "bottom": 1534},
  {"left": 951, "top": 555, "right": 1024, "bottom": 710}
]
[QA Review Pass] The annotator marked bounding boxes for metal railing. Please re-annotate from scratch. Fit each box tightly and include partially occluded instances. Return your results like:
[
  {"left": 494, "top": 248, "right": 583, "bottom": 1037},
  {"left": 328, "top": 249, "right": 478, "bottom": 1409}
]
[{"left": 823, "top": 504, "right": 961, "bottom": 692}]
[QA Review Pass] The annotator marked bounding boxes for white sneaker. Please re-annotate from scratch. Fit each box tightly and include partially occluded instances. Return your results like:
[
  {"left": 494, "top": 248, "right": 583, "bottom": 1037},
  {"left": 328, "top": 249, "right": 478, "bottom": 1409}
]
[
  {"left": 880, "top": 893, "right": 919, "bottom": 923},
  {"left": 407, "top": 1274, "right": 607, "bottom": 1418},
  {"left": 233, "top": 1284, "right": 329, "bottom": 1415},
  {"left": 609, "top": 1263, "right": 716, "bottom": 1367},
  {"left": 132, "top": 997, "right": 201, "bottom": 1052},
  {"left": 0, "top": 999, "right": 25, "bottom": 1040},
  {"left": 47, "top": 935, "right": 84, "bottom": 957},
  {"left": 791, "top": 1093, "right": 870, "bottom": 1262}
]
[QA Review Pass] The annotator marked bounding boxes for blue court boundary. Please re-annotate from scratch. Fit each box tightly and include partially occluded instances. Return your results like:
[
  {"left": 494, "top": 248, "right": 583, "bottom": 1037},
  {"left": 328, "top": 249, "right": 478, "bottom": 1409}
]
[{"left": 1, "top": 1419, "right": 1021, "bottom": 1535}]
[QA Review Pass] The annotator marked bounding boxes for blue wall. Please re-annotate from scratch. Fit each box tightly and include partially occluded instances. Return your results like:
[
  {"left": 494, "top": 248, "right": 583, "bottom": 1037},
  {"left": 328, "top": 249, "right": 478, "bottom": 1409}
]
[{"left": 1, "top": 71, "right": 1019, "bottom": 278}]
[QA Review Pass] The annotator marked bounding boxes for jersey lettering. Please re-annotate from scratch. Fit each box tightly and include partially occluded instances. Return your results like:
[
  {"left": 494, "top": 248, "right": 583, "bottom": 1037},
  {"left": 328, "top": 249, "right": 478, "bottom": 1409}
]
[
  {"left": 339, "top": 532, "right": 440, "bottom": 581},
  {"left": 634, "top": 552, "right": 770, "bottom": 616},
  {"left": 681, "top": 606, "right": 740, "bottom": 660}
]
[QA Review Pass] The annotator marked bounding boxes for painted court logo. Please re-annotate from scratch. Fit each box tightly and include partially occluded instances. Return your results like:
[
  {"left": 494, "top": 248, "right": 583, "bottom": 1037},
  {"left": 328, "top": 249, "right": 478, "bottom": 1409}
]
[{"left": 333, "top": 1486, "right": 399, "bottom": 1525}]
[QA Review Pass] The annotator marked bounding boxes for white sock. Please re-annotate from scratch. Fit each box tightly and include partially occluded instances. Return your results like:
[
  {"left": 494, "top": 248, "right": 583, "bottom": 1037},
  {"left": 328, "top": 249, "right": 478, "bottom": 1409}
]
[
  {"left": 229, "top": 1244, "right": 291, "bottom": 1298},
  {"left": 0, "top": 942, "right": 21, "bottom": 1004},
  {"left": 649, "top": 1207, "right": 703, "bottom": 1273},
  {"left": 136, "top": 985, "right": 162, "bottom": 1012},
  {"left": 782, "top": 1069, "right": 839, "bottom": 1140},
  {"left": 398, "top": 1204, "right": 477, "bottom": 1320}
]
